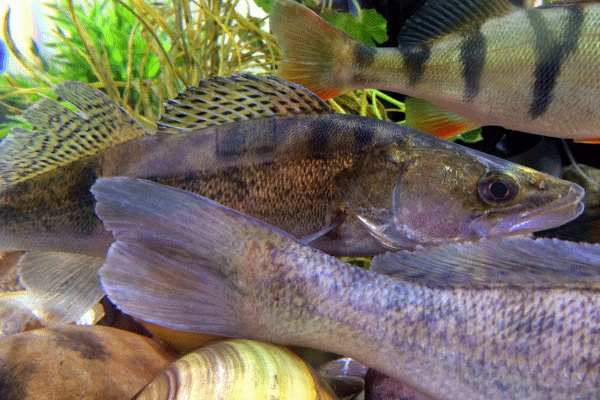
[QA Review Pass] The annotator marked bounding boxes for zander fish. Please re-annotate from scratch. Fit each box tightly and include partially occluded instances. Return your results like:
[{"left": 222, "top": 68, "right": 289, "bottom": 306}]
[
  {"left": 0, "top": 74, "right": 584, "bottom": 323},
  {"left": 270, "top": 0, "right": 600, "bottom": 142},
  {"left": 93, "top": 177, "right": 600, "bottom": 400}
]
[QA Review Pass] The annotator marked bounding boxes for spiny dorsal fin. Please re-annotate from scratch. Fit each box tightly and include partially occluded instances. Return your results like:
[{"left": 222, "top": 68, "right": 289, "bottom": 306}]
[
  {"left": 398, "top": 0, "right": 518, "bottom": 46},
  {"left": 0, "top": 81, "right": 148, "bottom": 187},
  {"left": 371, "top": 237, "right": 600, "bottom": 290},
  {"left": 157, "top": 73, "right": 332, "bottom": 133}
]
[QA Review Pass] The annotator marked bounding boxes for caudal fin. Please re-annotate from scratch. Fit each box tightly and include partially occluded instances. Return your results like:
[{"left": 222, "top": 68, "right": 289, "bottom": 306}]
[
  {"left": 270, "top": 0, "right": 354, "bottom": 99},
  {"left": 92, "top": 177, "right": 295, "bottom": 335}
]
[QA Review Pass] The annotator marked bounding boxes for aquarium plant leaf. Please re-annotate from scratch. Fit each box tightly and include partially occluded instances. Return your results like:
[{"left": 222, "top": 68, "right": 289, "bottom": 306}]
[{"left": 321, "top": 9, "right": 387, "bottom": 46}]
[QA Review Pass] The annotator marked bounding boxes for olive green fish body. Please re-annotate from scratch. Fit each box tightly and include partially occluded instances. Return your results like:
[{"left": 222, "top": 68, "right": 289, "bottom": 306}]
[
  {"left": 0, "top": 75, "right": 585, "bottom": 324},
  {"left": 0, "top": 154, "right": 109, "bottom": 256},
  {"left": 271, "top": 0, "right": 600, "bottom": 141},
  {"left": 102, "top": 120, "right": 364, "bottom": 240},
  {"left": 94, "top": 178, "right": 600, "bottom": 400}
]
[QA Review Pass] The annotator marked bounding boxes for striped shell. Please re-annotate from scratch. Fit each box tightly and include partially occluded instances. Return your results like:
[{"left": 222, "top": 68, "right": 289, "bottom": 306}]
[{"left": 134, "top": 339, "right": 339, "bottom": 400}]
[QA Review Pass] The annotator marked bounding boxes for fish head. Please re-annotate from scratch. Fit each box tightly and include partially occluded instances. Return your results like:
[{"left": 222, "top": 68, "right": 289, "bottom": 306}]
[{"left": 342, "top": 139, "right": 585, "bottom": 250}]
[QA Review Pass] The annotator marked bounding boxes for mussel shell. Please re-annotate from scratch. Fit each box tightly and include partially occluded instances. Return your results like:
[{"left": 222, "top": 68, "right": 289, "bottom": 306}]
[
  {"left": 134, "top": 339, "right": 339, "bottom": 400},
  {"left": 0, "top": 252, "right": 24, "bottom": 292},
  {"left": 0, "top": 325, "right": 172, "bottom": 399},
  {"left": 318, "top": 358, "right": 367, "bottom": 399}
]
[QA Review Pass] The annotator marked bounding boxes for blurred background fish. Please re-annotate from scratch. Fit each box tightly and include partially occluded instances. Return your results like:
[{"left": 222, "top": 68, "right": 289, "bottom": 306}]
[
  {"left": 270, "top": 0, "right": 600, "bottom": 143},
  {"left": 93, "top": 177, "right": 600, "bottom": 400},
  {"left": 0, "top": 74, "right": 584, "bottom": 325}
]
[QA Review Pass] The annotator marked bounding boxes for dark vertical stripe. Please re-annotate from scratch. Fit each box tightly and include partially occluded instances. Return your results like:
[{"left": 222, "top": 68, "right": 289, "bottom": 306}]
[
  {"left": 527, "top": 6, "right": 584, "bottom": 119},
  {"left": 399, "top": 45, "right": 431, "bottom": 87},
  {"left": 354, "top": 44, "right": 376, "bottom": 68},
  {"left": 352, "top": 44, "right": 378, "bottom": 85},
  {"left": 309, "top": 120, "right": 332, "bottom": 158},
  {"left": 216, "top": 130, "right": 247, "bottom": 157},
  {"left": 354, "top": 125, "right": 374, "bottom": 151},
  {"left": 460, "top": 25, "right": 486, "bottom": 102}
]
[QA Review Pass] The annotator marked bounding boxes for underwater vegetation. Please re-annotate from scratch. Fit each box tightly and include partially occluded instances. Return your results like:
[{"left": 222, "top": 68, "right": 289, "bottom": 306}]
[
  {"left": 0, "top": 0, "right": 403, "bottom": 137},
  {"left": 1, "top": 0, "right": 600, "bottom": 399}
]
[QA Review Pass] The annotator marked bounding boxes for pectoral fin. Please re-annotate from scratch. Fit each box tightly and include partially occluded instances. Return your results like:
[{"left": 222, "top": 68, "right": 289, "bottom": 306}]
[
  {"left": 404, "top": 96, "right": 481, "bottom": 139},
  {"left": 371, "top": 236, "right": 600, "bottom": 289},
  {"left": 16, "top": 252, "right": 105, "bottom": 325}
]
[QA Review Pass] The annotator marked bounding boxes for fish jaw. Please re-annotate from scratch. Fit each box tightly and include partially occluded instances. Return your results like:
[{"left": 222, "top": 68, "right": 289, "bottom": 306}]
[{"left": 468, "top": 182, "right": 585, "bottom": 238}]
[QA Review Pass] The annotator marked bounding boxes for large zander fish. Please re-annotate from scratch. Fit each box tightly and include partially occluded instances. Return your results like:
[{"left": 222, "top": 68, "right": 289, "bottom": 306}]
[
  {"left": 0, "top": 74, "right": 584, "bottom": 323},
  {"left": 93, "top": 177, "right": 600, "bottom": 400},
  {"left": 270, "top": 0, "right": 600, "bottom": 142}
]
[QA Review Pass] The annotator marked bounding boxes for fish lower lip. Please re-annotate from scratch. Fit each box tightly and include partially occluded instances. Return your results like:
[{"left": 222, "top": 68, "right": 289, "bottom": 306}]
[
  {"left": 506, "top": 200, "right": 584, "bottom": 234},
  {"left": 471, "top": 183, "right": 586, "bottom": 237}
]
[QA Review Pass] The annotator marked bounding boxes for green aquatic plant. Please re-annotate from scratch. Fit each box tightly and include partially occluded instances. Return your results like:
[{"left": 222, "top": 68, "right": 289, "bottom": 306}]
[
  {"left": 1, "top": 0, "right": 402, "bottom": 140},
  {"left": 0, "top": 0, "right": 281, "bottom": 131}
]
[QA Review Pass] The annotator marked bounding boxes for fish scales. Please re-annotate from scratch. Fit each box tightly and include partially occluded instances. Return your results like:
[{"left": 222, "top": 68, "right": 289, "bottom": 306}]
[
  {"left": 94, "top": 177, "right": 600, "bottom": 400},
  {"left": 0, "top": 118, "right": 365, "bottom": 251},
  {"left": 0, "top": 156, "right": 104, "bottom": 255},
  {"left": 271, "top": 0, "right": 600, "bottom": 141},
  {"left": 247, "top": 247, "right": 600, "bottom": 399},
  {"left": 0, "top": 74, "right": 585, "bottom": 324}
]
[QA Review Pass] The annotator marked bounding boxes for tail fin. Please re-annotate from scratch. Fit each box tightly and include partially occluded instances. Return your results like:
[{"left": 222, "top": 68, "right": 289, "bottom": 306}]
[
  {"left": 270, "top": 0, "right": 355, "bottom": 99},
  {"left": 91, "top": 177, "right": 295, "bottom": 335}
]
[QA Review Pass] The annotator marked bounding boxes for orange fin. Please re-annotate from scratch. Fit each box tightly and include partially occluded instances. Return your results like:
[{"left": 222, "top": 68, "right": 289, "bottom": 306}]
[
  {"left": 405, "top": 96, "right": 481, "bottom": 139},
  {"left": 574, "top": 138, "right": 600, "bottom": 144},
  {"left": 270, "top": 0, "right": 352, "bottom": 100}
]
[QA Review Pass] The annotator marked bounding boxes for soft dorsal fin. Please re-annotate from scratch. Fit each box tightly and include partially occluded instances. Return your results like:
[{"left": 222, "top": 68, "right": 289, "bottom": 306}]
[
  {"left": 157, "top": 73, "right": 332, "bottom": 133},
  {"left": 371, "top": 236, "right": 600, "bottom": 290},
  {"left": 398, "top": 0, "right": 519, "bottom": 46},
  {"left": 0, "top": 81, "right": 148, "bottom": 188}
]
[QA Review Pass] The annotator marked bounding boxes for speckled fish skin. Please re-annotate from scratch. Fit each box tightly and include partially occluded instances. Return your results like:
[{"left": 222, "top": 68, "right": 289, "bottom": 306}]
[
  {"left": 0, "top": 75, "right": 583, "bottom": 325},
  {"left": 270, "top": 0, "right": 600, "bottom": 142},
  {"left": 93, "top": 178, "right": 600, "bottom": 400},
  {"left": 0, "top": 74, "right": 585, "bottom": 259}
]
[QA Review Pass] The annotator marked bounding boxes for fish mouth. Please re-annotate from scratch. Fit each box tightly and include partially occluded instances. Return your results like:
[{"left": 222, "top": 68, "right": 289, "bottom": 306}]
[{"left": 469, "top": 183, "right": 585, "bottom": 238}]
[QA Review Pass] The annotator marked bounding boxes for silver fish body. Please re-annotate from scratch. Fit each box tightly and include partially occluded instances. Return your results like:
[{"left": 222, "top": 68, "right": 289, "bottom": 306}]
[{"left": 94, "top": 177, "right": 600, "bottom": 400}]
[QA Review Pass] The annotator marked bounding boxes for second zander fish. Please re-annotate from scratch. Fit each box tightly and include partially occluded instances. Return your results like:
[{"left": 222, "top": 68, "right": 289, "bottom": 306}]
[{"left": 94, "top": 177, "right": 600, "bottom": 400}]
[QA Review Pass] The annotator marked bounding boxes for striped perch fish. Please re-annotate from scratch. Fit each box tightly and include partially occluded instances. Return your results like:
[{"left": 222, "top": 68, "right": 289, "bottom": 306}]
[
  {"left": 270, "top": 0, "right": 600, "bottom": 143},
  {"left": 0, "top": 74, "right": 584, "bottom": 325}
]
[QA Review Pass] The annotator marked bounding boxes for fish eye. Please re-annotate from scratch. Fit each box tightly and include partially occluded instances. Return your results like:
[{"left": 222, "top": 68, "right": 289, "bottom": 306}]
[{"left": 478, "top": 173, "right": 519, "bottom": 205}]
